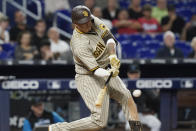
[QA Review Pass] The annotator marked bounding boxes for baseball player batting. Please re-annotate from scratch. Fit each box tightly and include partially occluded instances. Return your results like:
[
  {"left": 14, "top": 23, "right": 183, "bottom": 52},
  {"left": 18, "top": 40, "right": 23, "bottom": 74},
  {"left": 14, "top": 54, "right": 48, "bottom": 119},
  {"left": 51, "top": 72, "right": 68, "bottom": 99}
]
[{"left": 49, "top": 5, "right": 142, "bottom": 131}]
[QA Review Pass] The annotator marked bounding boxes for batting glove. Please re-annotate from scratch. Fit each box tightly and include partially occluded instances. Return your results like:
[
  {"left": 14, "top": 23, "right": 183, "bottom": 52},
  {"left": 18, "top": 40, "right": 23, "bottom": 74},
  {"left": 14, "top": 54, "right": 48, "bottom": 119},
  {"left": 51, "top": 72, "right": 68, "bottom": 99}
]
[
  {"left": 109, "top": 54, "right": 120, "bottom": 69},
  {"left": 108, "top": 67, "right": 119, "bottom": 77}
]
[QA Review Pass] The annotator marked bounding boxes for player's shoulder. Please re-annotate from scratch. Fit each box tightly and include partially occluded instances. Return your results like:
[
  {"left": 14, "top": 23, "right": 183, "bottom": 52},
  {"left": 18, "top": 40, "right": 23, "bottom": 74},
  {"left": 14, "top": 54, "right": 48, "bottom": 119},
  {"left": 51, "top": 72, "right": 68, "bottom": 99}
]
[
  {"left": 93, "top": 16, "right": 108, "bottom": 30},
  {"left": 70, "top": 30, "right": 89, "bottom": 48},
  {"left": 92, "top": 16, "right": 102, "bottom": 24},
  {"left": 71, "top": 29, "right": 88, "bottom": 42}
]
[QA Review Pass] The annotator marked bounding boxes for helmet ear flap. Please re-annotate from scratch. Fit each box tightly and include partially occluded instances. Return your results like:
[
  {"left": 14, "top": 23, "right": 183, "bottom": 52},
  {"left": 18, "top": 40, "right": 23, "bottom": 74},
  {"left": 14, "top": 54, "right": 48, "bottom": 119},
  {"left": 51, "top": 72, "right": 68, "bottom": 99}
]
[{"left": 71, "top": 5, "right": 92, "bottom": 24}]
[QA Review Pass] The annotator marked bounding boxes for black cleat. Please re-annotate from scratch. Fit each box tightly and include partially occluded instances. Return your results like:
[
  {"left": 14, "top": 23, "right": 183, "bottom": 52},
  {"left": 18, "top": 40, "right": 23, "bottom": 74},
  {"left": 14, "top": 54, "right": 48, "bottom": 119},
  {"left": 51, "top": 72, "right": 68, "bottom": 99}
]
[{"left": 129, "top": 121, "right": 142, "bottom": 131}]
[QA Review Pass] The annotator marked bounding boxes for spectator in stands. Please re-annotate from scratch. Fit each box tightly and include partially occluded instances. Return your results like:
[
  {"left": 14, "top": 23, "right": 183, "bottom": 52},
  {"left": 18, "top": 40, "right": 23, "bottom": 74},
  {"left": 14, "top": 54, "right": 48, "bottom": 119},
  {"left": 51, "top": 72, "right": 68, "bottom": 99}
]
[
  {"left": 112, "top": 9, "right": 141, "bottom": 34},
  {"left": 128, "top": 0, "right": 143, "bottom": 20},
  {"left": 33, "top": 19, "right": 48, "bottom": 51},
  {"left": 45, "top": 0, "right": 70, "bottom": 14},
  {"left": 152, "top": 0, "right": 168, "bottom": 23},
  {"left": 181, "top": 14, "right": 196, "bottom": 41},
  {"left": 10, "top": 11, "right": 31, "bottom": 42},
  {"left": 188, "top": 37, "right": 196, "bottom": 58},
  {"left": 0, "top": 16, "right": 9, "bottom": 44},
  {"left": 48, "top": 27, "right": 72, "bottom": 61},
  {"left": 15, "top": 31, "right": 38, "bottom": 60},
  {"left": 84, "top": 0, "right": 95, "bottom": 11},
  {"left": 161, "top": 5, "right": 185, "bottom": 36},
  {"left": 23, "top": 98, "right": 64, "bottom": 131},
  {"left": 102, "top": 0, "right": 120, "bottom": 21},
  {"left": 156, "top": 31, "right": 184, "bottom": 58},
  {"left": 139, "top": 4, "right": 162, "bottom": 33},
  {"left": 39, "top": 40, "right": 54, "bottom": 61},
  {"left": 118, "top": 64, "right": 161, "bottom": 131},
  {"left": 92, "top": 7, "right": 112, "bottom": 29},
  {"left": 0, "top": 12, "right": 4, "bottom": 20}
]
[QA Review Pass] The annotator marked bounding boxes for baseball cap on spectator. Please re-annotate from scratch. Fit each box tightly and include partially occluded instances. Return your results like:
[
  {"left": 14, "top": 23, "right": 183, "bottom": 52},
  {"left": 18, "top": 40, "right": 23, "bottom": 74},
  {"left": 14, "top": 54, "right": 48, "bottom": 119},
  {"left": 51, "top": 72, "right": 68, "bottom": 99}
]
[
  {"left": 31, "top": 98, "right": 43, "bottom": 106},
  {"left": 128, "top": 64, "right": 140, "bottom": 73}
]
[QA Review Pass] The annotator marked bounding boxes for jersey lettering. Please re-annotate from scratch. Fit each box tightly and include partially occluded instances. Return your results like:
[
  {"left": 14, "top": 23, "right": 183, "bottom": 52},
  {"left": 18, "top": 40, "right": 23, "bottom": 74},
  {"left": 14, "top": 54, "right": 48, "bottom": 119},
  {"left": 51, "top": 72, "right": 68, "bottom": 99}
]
[{"left": 93, "top": 42, "right": 105, "bottom": 58}]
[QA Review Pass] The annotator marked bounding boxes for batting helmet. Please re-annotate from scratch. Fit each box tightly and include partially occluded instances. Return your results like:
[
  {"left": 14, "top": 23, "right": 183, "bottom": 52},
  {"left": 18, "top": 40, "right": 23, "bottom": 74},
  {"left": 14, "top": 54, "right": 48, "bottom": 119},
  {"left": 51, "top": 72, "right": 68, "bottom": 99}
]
[{"left": 71, "top": 5, "right": 92, "bottom": 24}]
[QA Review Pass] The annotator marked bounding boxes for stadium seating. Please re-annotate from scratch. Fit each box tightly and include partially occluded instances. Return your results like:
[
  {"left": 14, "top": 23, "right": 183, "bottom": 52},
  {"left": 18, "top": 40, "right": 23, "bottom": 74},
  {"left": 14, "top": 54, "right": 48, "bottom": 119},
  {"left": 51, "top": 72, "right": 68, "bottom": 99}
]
[
  {"left": 55, "top": 9, "right": 73, "bottom": 34},
  {"left": 0, "top": 34, "right": 189, "bottom": 60},
  {"left": 0, "top": 50, "right": 8, "bottom": 59},
  {"left": 175, "top": 40, "right": 193, "bottom": 57},
  {"left": 0, "top": 44, "right": 16, "bottom": 59},
  {"left": 0, "top": 0, "right": 195, "bottom": 60},
  {"left": 27, "top": 0, "right": 45, "bottom": 26},
  {"left": 111, "top": 0, "right": 195, "bottom": 59},
  {"left": 117, "top": 34, "right": 192, "bottom": 59},
  {"left": 137, "top": 48, "right": 156, "bottom": 58},
  {"left": 120, "top": 40, "right": 142, "bottom": 58}
]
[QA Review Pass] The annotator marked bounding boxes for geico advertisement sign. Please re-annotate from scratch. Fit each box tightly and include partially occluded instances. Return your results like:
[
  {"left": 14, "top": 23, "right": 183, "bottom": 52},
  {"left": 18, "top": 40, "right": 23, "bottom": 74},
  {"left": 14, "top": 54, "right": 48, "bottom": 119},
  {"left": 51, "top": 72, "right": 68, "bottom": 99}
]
[
  {"left": 136, "top": 80, "right": 172, "bottom": 88},
  {"left": 69, "top": 80, "right": 77, "bottom": 89},
  {"left": 2, "top": 80, "right": 39, "bottom": 89}
]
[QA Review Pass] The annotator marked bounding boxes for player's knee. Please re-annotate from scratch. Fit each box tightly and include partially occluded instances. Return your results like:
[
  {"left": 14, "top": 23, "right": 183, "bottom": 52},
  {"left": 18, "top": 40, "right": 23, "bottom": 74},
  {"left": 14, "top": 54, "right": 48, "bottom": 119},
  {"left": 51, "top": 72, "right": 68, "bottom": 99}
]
[
  {"left": 123, "top": 90, "right": 134, "bottom": 104},
  {"left": 97, "top": 122, "right": 107, "bottom": 129},
  {"left": 91, "top": 120, "right": 107, "bottom": 130},
  {"left": 91, "top": 113, "right": 108, "bottom": 129},
  {"left": 120, "top": 89, "right": 131, "bottom": 102},
  {"left": 93, "top": 118, "right": 107, "bottom": 129},
  {"left": 125, "top": 89, "right": 132, "bottom": 99}
]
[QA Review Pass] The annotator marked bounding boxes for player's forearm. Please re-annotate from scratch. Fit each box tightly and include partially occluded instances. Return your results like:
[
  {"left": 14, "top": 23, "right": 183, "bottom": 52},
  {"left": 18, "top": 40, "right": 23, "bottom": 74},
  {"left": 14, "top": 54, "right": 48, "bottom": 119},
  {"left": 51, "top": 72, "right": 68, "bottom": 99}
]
[{"left": 107, "top": 38, "right": 116, "bottom": 55}]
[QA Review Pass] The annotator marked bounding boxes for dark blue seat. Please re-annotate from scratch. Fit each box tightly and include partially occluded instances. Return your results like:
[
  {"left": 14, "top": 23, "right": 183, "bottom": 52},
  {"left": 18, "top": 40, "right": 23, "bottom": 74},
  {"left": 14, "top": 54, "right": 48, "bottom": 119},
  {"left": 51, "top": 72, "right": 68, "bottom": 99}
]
[
  {"left": 1, "top": 44, "right": 15, "bottom": 52},
  {"left": 55, "top": 9, "right": 73, "bottom": 34},
  {"left": 118, "top": 0, "right": 130, "bottom": 9},
  {"left": 1, "top": 43, "right": 15, "bottom": 58},
  {"left": 141, "top": 0, "right": 156, "bottom": 6},
  {"left": 27, "top": 0, "right": 45, "bottom": 26},
  {"left": 0, "top": 50, "right": 8, "bottom": 59},
  {"left": 130, "top": 34, "right": 143, "bottom": 41},
  {"left": 117, "top": 34, "right": 131, "bottom": 42},
  {"left": 154, "top": 34, "right": 163, "bottom": 42},
  {"left": 141, "top": 34, "right": 153, "bottom": 41},
  {"left": 175, "top": 41, "right": 192, "bottom": 57},
  {"left": 178, "top": 9, "right": 192, "bottom": 21},
  {"left": 145, "top": 40, "right": 162, "bottom": 50},
  {"left": 137, "top": 48, "right": 155, "bottom": 58},
  {"left": 121, "top": 41, "right": 143, "bottom": 58}
]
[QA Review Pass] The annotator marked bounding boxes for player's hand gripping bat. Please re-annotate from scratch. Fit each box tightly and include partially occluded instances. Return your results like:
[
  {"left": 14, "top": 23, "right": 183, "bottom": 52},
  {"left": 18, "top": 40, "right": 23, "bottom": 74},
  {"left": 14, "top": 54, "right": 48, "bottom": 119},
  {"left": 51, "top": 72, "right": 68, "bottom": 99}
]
[{"left": 95, "top": 72, "right": 113, "bottom": 107}]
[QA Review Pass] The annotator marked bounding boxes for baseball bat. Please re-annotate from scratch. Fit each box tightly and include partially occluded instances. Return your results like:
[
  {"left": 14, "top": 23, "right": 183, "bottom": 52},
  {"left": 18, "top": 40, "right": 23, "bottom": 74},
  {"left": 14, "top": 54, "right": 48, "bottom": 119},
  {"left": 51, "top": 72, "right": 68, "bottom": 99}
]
[{"left": 95, "top": 72, "right": 113, "bottom": 107}]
